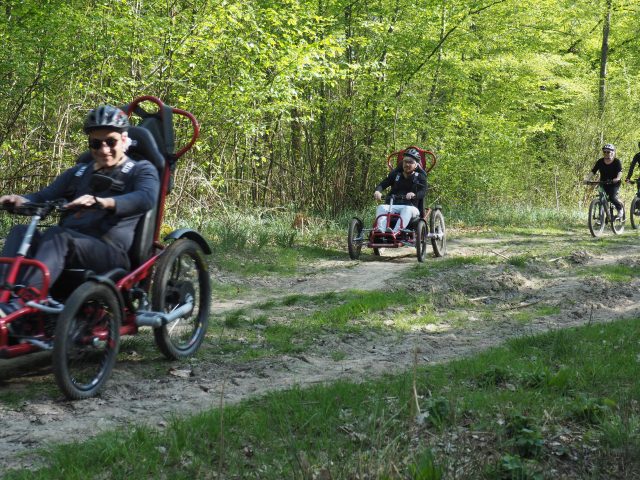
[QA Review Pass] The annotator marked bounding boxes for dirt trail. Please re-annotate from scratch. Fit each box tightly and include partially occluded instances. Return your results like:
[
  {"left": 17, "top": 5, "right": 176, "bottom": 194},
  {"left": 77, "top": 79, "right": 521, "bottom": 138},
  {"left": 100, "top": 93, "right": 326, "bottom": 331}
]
[{"left": 2, "top": 229, "right": 639, "bottom": 472}]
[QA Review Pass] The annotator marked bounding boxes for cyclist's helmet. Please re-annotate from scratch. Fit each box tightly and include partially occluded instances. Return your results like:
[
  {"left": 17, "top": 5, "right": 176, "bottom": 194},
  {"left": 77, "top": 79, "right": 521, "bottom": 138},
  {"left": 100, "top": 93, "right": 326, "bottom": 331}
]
[
  {"left": 602, "top": 143, "right": 616, "bottom": 152},
  {"left": 83, "top": 105, "right": 129, "bottom": 133},
  {"left": 403, "top": 147, "right": 421, "bottom": 163}
]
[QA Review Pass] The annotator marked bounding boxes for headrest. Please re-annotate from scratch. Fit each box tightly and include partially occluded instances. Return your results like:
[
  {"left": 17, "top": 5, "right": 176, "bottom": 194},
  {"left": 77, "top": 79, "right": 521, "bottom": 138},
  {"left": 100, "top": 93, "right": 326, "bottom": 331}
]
[{"left": 127, "top": 126, "right": 166, "bottom": 172}]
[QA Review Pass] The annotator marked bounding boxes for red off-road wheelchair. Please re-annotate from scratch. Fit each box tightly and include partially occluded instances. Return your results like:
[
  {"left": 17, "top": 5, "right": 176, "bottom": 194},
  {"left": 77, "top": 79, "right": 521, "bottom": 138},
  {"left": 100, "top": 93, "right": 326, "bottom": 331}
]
[
  {"left": 347, "top": 146, "right": 447, "bottom": 262},
  {"left": 0, "top": 96, "right": 211, "bottom": 399}
]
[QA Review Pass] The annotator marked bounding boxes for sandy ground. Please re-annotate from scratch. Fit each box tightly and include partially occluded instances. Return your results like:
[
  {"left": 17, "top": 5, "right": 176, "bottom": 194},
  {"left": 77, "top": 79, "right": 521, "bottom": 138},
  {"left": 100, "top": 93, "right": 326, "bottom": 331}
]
[{"left": 2, "top": 227, "right": 639, "bottom": 472}]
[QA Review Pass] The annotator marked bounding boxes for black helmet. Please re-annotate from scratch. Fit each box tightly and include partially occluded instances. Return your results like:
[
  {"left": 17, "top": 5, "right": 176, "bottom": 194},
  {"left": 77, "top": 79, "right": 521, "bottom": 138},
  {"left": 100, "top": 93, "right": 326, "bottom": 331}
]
[
  {"left": 403, "top": 147, "right": 421, "bottom": 162},
  {"left": 83, "top": 105, "right": 129, "bottom": 133},
  {"left": 602, "top": 143, "right": 615, "bottom": 152}
]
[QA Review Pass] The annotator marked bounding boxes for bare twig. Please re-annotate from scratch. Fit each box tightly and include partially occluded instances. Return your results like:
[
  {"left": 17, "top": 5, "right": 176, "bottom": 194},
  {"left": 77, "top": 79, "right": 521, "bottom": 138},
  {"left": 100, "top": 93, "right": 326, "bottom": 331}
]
[{"left": 488, "top": 249, "right": 509, "bottom": 260}]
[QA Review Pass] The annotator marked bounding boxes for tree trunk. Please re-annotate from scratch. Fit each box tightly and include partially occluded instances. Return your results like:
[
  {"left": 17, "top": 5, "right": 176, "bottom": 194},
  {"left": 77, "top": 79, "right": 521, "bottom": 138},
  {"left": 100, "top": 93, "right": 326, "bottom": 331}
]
[{"left": 598, "top": 0, "right": 612, "bottom": 117}]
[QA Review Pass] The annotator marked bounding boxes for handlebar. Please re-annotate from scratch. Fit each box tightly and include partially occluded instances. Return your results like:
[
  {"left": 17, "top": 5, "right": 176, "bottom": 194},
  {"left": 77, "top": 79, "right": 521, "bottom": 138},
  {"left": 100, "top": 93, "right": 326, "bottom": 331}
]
[
  {"left": 583, "top": 180, "right": 617, "bottom": 186},
  {"left": 0, "top": 199, "right": 68, "bottom": 217}
]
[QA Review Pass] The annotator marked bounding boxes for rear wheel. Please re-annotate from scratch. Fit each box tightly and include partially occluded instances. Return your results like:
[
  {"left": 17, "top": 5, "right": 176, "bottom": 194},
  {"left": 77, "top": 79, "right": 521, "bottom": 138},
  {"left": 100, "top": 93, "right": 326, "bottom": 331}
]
[
  {"left": 430, "top": 209, "right": 447, "bottom": 257},
  {"left": 630, "top": 196, "right": 640, "bottom": 230},
  {"left": 372, "top": 247, "right": 382, "bottom": 256},
  {"left": 152, "top": 239, "right": 211, "bottom": 359},
  {"left": 588, "top": 198, "right": 605, "bottom": 237},
  {"left": 348, "top": 218, "right": 363, "bottom": 260},
  {"left": 611, "top": 203, "right": 625, "bottom": 235},
  {"left": 53, "top": 282, "right": 121, "bottom": 400}
]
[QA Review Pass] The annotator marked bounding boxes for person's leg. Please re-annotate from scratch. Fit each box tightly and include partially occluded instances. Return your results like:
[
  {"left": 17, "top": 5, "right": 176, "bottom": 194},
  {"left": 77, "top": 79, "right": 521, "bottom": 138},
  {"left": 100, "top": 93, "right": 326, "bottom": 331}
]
[
  {"left": 394, "top": 206, "right": 420, "bottom": 233},
  {"left": 375, "top": 205, "right": 391, "bottom": 232},
  {"left": 23, "top": 227, "right": 129, "bottom": 291},
  {"left": 605, "top": 185, "right": 624, "bottom": 215}
]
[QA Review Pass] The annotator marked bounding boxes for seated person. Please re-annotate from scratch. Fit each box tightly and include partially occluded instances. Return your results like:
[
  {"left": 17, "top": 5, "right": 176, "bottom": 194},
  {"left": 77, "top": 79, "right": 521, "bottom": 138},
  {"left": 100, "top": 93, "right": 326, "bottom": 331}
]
[
  {"left": 0, "top": 105, "right": 160, "bottom": 315},
  {"left": 587, "top": 143, "right": 624, "bottom": 219},
  {"left": 373, "top": 148, "right": 427, "bottom": 234}
]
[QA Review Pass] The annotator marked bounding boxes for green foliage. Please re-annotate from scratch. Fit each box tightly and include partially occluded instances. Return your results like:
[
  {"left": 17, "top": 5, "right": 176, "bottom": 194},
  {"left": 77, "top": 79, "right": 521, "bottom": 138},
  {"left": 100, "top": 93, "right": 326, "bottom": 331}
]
[
  {"left": 2, "top": 0, "right": 640, "bottom": 215},
  {"left": 406, "top": 450, "right": 443, "bottom": 480}
]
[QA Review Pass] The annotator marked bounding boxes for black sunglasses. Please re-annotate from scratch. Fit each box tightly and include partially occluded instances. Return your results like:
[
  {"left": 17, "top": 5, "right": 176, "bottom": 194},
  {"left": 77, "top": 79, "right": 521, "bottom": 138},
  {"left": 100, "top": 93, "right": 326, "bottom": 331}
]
[{"left": 88, "top": 137, "right": 119, "bottom": 149}]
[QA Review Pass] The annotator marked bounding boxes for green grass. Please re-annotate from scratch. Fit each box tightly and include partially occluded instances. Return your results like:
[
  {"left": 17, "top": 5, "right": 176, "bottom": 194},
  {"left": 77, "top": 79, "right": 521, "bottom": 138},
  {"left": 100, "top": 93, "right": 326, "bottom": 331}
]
[
  {"left": 447, "top": 204, "right": 585, "bottom": 229},
  {"left": 210, "top": 290, "right": 420, "bottom": 359},
  {"left": 6, "top": 318, "right": 639, "bottom": 479},
  {"left": 579, "top": 264, "right": 640, "bottom": 282}
]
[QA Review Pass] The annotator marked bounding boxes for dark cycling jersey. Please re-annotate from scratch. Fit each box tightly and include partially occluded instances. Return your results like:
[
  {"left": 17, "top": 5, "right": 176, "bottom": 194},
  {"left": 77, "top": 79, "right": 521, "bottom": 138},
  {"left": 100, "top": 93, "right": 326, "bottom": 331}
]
[
  {"left": 625, "top": 152, "right": 640, "bottom": 181},
  {"left": 591, "top": 157, "right": 622, "bottom": 183}
]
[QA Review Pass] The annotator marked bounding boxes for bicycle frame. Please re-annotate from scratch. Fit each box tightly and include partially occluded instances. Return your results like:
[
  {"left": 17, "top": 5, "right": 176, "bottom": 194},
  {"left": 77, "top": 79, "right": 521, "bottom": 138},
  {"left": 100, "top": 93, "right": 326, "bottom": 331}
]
[{"left": 596, "top": 185, "right": 617, "bottom": 223}]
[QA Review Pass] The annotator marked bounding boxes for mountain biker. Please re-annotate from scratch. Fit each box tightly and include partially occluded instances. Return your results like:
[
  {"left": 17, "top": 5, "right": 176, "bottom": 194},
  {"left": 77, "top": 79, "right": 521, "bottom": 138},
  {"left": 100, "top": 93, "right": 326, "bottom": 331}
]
[
  {"left": 373, "top": 148, "right": 427, "bottom": 234},
  {"left": 587, "top": 143, "right": 624, "bottom": 219},
  {"left": 0, "top": 105, "right": 160, "bottom": 316},
  {"left": 624, "top": 142, "right": 640, "bottom": 196}
]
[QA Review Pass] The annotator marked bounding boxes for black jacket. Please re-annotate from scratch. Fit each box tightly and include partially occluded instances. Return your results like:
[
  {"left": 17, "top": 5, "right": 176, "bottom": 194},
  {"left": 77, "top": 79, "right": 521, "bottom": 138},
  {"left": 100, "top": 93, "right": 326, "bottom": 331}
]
[
  {"left": 375, "top": 167, "right": 427, "bottom": 207},
  {"left": 25, "top": 157, "right": 159, "bottom": 252}
]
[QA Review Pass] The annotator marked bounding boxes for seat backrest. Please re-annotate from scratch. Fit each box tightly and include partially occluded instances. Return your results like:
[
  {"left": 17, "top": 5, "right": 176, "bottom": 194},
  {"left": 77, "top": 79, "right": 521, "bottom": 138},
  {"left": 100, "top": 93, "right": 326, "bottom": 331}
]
[{"left": 124, "top": 126, "right": 166, "bottom": 267}]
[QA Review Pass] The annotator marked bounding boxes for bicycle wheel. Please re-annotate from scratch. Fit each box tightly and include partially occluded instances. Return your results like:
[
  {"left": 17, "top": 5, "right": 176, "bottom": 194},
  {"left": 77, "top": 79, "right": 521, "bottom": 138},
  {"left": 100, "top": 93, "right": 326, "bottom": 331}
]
[
  {"left": 611, "top": 204, "right": 625, "bottom": 235},
  {"left": 430, "top": 209, "right": 447, "bottom": 257},
  {"left": 630, "top": 196, "right": 640, "bottom": 230},
  {"left": 152, "top": 239, "right": 211, "bottom": 359},
  {"left": 53, "top": 282, "right": 121, "bottom": 400},
  {"left": 348, "top": 218, "right": 364, "bottom": 260},
  {"left": 415, "top": 219, "right": 428, "bottom": 262},
  {"left": 588, "top": 199, "right": 605, "bottom": 237}
]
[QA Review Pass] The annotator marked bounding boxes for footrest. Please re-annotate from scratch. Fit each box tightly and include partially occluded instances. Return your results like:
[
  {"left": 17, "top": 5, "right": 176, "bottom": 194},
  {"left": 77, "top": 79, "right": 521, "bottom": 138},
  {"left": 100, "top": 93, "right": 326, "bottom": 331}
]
[{"left": 135, "top": 311, "right": 169, "bottom": 328}]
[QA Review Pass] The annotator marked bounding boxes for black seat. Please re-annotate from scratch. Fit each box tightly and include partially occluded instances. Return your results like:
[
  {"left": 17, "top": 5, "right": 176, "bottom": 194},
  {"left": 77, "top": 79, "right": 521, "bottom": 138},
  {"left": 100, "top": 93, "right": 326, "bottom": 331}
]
[{"left": 123, "top": 126, "right": 166, "bottom": 267}]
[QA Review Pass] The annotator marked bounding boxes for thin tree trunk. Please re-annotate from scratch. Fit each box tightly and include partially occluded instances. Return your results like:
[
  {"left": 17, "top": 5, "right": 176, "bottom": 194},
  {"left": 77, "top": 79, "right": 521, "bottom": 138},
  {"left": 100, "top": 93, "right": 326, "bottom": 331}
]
[{"left": 598, "top": 0, "right": 612, "bottom": 117}]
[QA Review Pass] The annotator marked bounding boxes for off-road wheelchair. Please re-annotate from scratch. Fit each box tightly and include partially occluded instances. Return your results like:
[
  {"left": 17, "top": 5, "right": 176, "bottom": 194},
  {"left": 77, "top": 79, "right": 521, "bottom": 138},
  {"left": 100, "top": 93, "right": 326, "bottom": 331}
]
[
  {"left": 348, "top": 146, "right": 447, "bottom": 262},
  {"left": 0, "top": 96, "right": 211, "bottom": 399}
]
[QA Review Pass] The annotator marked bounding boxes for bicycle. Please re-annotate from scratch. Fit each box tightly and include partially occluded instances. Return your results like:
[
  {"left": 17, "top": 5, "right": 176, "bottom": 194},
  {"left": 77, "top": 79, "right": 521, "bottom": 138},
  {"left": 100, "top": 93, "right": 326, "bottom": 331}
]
[
  {"left": 584, "top": 180, "right": 624, "bottom": 237},
  {"left": 627, "top": 179, "right": 640, "bottom": 229}
]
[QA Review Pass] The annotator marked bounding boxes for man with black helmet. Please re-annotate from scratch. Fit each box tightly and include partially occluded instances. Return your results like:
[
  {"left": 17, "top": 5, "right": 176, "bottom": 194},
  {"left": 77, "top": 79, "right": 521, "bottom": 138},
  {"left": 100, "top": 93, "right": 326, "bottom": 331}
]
[
  {"left": 373, "top": 147, "right": 427, "bottom": 235},
  {"left": 587, "top": 143, "right": 624, "bottom": 219},
  {"left": 0, "top": 105, "right": 159, "bottom": 316}
]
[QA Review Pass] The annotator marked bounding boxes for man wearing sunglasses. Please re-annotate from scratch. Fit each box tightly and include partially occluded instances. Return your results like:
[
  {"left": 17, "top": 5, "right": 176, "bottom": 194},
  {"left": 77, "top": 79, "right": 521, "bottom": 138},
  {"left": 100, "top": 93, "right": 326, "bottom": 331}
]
[{"left": 0, "top": 105, "right": 159, "bottom": 316}]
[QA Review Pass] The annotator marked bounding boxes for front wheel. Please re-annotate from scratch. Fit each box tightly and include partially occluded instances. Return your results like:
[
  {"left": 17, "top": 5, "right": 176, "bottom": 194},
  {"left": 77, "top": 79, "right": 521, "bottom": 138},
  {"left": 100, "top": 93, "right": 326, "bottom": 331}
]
[
  {"left": 630, "top": 196, "right": 640, "bottom": 230},
  {"left": 152, "top": 239, "right": 211, "bottom": 359},
  {"left": 348, "top": 218, "right": 363, "bottom": 260},
  {"left": 588, "top": 199, "right": 605, "bottom": 237},
  {"left": 430, "top": 209, "right": 447, "bottom": 257},
  {"left": 53, "top": 282, "right": 121, "bottom": 400},
  {"left": 415, "top": 219, "right": 428, "bottom": 262}
]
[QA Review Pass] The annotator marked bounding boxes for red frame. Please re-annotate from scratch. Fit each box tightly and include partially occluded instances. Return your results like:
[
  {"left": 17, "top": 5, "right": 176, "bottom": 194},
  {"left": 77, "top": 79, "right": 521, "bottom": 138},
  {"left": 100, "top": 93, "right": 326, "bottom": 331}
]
[{"left": 0, "top": 96, "right": 199, "bottom": 359}]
